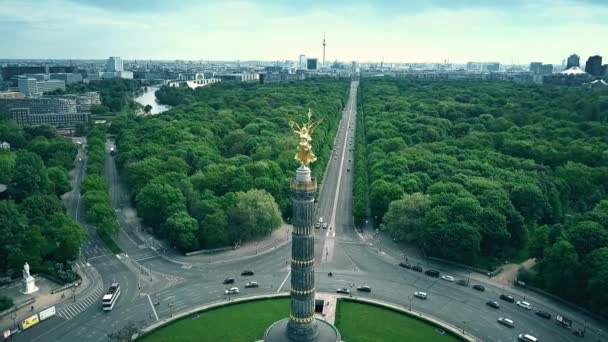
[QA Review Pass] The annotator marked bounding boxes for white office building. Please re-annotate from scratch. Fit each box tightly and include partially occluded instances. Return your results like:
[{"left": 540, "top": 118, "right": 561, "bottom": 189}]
[
  {"left": 18, "top": 77, "right": 65, "bottom": 95},
  {"left": 106, "top": 57, "right": 124, "bottom": 72}
]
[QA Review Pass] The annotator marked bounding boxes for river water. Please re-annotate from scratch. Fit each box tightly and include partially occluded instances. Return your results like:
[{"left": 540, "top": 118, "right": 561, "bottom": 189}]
[{"left": 133, "top": 86, "right": 170, "bottom": 115}]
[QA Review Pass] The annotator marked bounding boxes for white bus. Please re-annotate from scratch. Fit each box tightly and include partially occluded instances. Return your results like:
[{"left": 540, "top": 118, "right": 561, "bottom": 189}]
[{"left": 102, "top": 283, "right": 120, "bottom": 311}]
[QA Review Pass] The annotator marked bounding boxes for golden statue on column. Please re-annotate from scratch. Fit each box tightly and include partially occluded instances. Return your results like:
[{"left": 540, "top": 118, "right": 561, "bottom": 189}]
[{"left": 289, "top": 109, "right": 322, "bottom": 167}]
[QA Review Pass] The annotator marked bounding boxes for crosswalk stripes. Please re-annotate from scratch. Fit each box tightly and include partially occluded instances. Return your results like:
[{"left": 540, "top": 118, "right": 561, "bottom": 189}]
[{"left": 57, "top": 285, "right": 103, "bottom": 320}]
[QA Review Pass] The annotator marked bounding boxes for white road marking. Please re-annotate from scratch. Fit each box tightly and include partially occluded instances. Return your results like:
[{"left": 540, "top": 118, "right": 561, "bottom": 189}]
[
  {"left": 147, "top": 294, "right": 159, "bottom": 321},
  {"left": 278, "top": 270, "right": 291, "bottom": 293}
]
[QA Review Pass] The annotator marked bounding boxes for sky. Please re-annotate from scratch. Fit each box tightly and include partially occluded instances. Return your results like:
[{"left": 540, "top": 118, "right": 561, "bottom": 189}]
[{"left": 0, "top": 0, "right": 607, "bottom": 64}]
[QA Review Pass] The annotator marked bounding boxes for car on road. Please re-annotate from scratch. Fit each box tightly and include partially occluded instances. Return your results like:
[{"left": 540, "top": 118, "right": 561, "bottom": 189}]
[
  {"left": 414, "top": 291, "right": 427, "bottom": 299},
  {"left": 535, "top": 311, "right": 551, "bottom": 319},
  {"left": 336, "top": 288, "right": 350, "bottom": 295},
  {"left": 441, "top": 275, "right": 455, "bottom": 282},
  {"left": 412, "top": 265, "right": 423, "bottom": 272},
  {"left": 322, "top": 223, "right": 328, "bottom": 229},
  {"left": 315, "top": 222, "right": 321, "bottom": 229},
  {"left": 486, "top": 300, "right": 500, "bottom": 309},
  {"left": 472, "top": 284, "right": 485, "bottom": 292},
  {"left": 319, "top": 217, "right": 323, "bottom": 223},
  {"left": 223, "top": 278, "right": 235, "bottom": 284},
  {"left": 500, "top": 294, "right": 515, "bottom": 303},
  {"left": 497, "top": 317, "right": 515, "bottom": 328},
  {"left": 241, "top": 270, "right": 254, "bottom": 276},
  {"left": 556, "top": 314, "right": 572, "bottom": 328},
  {"left": 425, "top": 269, "right": 440, "bottom": 277},
  {"left": 399, "top": 262, "right": 412, "bottom": 269},
  {"left": 516, "top": 301, "right": 532, "bottom": 310},
  {"left": 225, "top": 287, "right": 239, "bottom": 295},
  {"left": 334, "top": 157, "right": 337, "bottom": 160},
  {"left": 456, "top": 279, "right": 468, "bottom": 286},
  {"left": 245, "top": 282, "right": 259, "bottom": 288},
  {"left": 346, "top": 168, "right": 350, "bottom": 172},
  {"left": 518, "top": 333, "right": 538, "bottom": 342},
  {"left": 356, "top": 285, "right": 371, "bottom": 292}
]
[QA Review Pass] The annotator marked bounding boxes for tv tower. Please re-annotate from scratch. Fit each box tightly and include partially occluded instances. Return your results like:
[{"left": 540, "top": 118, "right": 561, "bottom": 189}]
[{"left": 322, "top": 33, "right": 326, "bottom": 67}]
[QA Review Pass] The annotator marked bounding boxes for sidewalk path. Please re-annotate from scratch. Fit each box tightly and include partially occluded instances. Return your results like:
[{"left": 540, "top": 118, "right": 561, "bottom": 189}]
[
  {"left": 0, "top": 264, "right": 101, "bottom": 329},
  {"left": 132, "top": 222, "right": 292, "bottom": 266}
]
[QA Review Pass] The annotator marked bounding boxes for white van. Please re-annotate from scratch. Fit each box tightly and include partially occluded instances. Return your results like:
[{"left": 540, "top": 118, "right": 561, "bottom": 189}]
[{"left": 518, "top": 334, "right": 538, "bottom": 342}]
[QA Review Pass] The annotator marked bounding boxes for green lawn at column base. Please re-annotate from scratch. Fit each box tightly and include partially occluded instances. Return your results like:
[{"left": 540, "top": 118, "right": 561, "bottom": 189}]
[
  {"left": 335, "top": 300, "right": 463, "bottom": 342},
  {"left": 138, "top": 298, "right": 289, "bottom": 342}
]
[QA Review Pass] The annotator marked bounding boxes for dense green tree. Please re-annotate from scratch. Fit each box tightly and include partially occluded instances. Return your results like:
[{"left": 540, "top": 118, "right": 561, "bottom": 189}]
[
  {"left": 567, "top": 221, "right": 608, "bottom": 256},
  {"left": 46, "top": 213, "right": 86, "bottom": 261},
  {"left": 19, "top": 194, "right": 65, "bottom": 226},
  {"left": 0, "top": 152, "right": 15, "bottom": 184},
  {"left": 9, "top": 151, "right": 49, "bottom": 200},
  {"left": 200, "top": 209, "right": 229, "bottom": 248},
  {"left": 136, "top": 183, "right": 186, "bottom": 229},
  {"left": 162, "top": 211, "right": 199, "bottom": 251},
  {"left": 584, "top": 248, "right": 608, "bottom": 316},
  {"left": 226, "top": 189, "right": 282, "bottom": 242},
  {"left": 541, "top": 240, "right": 580, "bottom": 299},
  {"left": 529, "top": 225, "right": 550, "bottom": 259},
  {"left": 0, "top": 201, "right": 28, "bottom": 273},
  {"left": 383, "top": 192, "right": 431, "bottom": 242},
  {"left": 369, "top": 179, "right": 403, "bottom": 222},
  {"left": 47, "top": 166, "right": 71, "bottom": 196}
]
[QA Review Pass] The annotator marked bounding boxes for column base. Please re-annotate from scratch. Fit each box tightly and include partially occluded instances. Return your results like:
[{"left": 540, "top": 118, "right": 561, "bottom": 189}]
[{"left": 264, "top": 318, "right": 341, "bottom": 342}]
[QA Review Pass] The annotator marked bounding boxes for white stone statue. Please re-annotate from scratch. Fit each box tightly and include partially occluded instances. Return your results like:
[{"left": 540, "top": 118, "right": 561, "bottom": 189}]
[
  {"left": 20, "top": 262, "right": 38, "bottom": 295},
  {"left": 23, "top": 262, "right": 31, "bottom": 279}
]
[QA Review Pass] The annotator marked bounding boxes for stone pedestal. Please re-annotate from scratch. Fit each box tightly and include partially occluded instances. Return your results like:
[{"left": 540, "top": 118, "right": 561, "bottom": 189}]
[{"left": 21, "top": 276, "right": 39, "bottom": 295}]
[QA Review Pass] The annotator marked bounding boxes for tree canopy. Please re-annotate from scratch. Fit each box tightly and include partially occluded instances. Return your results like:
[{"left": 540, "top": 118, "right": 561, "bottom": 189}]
[
  {"left": 111, "top": 79, "right": 349, "bottom": 251},
  {"left": 360, "top": 79, "right": 608, "bottom": 317}
]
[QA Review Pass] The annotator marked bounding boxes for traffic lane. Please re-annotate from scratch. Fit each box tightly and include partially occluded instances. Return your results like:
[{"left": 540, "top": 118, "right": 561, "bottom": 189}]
[
  {"left": 378, "top": 247, "right": 607, "bottom": 337},
  {"left": 316, "top": 272, "right": 577, "bottom": 342},
  {"left": 93, "top": 256, "right": 139, "bottom": 306},
  {"left": 350, "top": 240, "right": 606, "bottom": 340}
]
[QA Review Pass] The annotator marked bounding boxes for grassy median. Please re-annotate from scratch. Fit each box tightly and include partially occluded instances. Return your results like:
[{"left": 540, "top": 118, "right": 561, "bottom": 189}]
[{"left": 335, "top": 300, "right": 463, "bottom": 342}]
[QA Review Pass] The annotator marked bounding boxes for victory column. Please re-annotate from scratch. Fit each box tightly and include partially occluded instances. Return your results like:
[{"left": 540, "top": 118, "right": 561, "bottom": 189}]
[{"left": 264, "top": 110, "right": 341, "bottom": 342}]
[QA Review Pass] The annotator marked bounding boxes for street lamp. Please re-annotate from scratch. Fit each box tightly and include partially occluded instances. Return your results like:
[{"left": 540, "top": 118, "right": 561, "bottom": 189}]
[
  {"left": 71, "top": 285, "right": 77, "bottom": 302},
  {"left": 168, "top": 303, "right": 173, "bottom": 317},
  {"left": 462, "top": 320, "right": 467, "bottom": 334},
  {"left": 408, "top": 295, "right": 414, "bottom": 311}
]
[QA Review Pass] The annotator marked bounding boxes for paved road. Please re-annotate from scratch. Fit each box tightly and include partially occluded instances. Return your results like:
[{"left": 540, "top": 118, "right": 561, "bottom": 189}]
[{"left": 13, "top": 81, "right": 607, "bottom": 341}]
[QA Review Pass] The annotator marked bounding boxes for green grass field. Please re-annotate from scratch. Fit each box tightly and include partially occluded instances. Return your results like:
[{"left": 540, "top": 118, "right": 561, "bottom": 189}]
[
  {"left": 139, "top": 298, "right": 463, "bottom": 342},
  {"left": 335, "top": 300, "right": 462, "bottom": 342},
  {"left": 139, "top": 298, "right": 289, "bottom": 342}
]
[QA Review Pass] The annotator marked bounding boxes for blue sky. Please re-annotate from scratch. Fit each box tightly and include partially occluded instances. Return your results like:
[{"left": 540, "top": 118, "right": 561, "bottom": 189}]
[{"left": 1, "top": 0, "right": 606, "bottom": 64}]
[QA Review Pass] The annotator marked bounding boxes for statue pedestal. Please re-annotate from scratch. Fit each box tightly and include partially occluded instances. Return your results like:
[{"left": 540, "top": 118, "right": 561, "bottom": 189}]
[{"left": 20, "top": 276, "right": 39, "bottom": 295}]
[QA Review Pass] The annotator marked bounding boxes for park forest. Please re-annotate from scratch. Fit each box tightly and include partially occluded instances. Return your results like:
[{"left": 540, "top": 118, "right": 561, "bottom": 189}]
[
  {"left": 353, "top": 79, "right": 608, "bottom": 317},
  {"left": 109, "top": 80, "right": 350, "bottom": 252},
  {"left": 0, "top": 122, "right": 84, "bottom": 297}
]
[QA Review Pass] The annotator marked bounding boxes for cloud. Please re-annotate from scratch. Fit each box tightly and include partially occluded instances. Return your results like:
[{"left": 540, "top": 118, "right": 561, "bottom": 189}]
[{"left": 0, "top": 0, "right": 606, "bottom": 63}]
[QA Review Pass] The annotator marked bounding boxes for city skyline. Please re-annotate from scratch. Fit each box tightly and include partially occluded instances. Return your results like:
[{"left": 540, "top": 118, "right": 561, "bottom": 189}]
[{"left": 1, "top": 0, "right": 607, "bottom": 64}]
